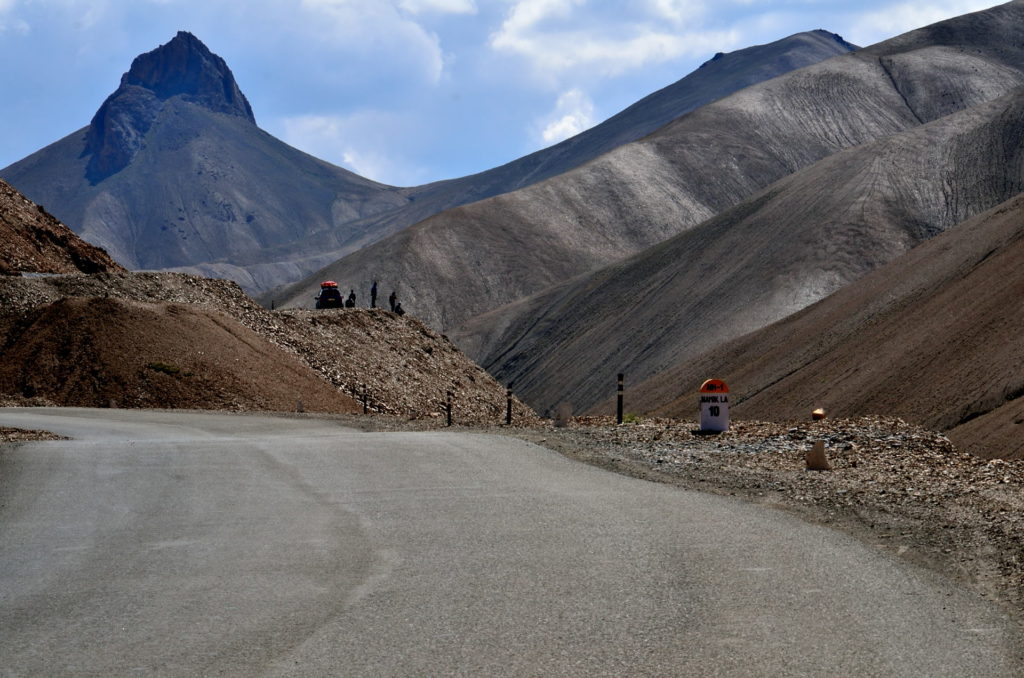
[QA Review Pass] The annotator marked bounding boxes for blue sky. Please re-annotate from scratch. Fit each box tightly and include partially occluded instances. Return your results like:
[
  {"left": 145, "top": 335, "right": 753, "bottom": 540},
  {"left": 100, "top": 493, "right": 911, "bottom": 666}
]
[{"left": 0, "top": 0, "right": 1002, "bottom": 186}]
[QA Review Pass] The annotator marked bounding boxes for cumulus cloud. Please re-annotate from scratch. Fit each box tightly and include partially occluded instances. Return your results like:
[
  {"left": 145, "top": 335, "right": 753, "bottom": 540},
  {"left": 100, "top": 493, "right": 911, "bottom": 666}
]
[
  {"left": 398, "top": 0, "right": 476, "bottom": 14},
  {"left": 490, "top": 0, "right": 735, "bottom": 83},
  {"left": 280, "top": 112, "right": 430, "bottom": 186},
  {"left": 539, "top": 88, "right": 594, "bottom": 144},
  {"left": 848, "top": 0, "right": 997, "bottom": 46},
  {"left": 300, "top": 0, "right": 447, "bottom": 84}
]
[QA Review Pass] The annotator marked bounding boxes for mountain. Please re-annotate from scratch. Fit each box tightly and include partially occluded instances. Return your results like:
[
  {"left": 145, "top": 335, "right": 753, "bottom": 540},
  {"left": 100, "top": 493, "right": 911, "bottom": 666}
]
[
  {"left": 0, "top": 178, "right": 122, "bottom": 275},
  {"left": 3, "top": 30, "right": 855, "bottom": 296},
  {"left": 454, "top": 64, "right": 1024, "bottom": 417},
  {"left": 273, "top": 2, "right": 1024, "bottom": 331},
  {"left": 0, "top": 32, "right": 413, "bottom": 291},
  {"left": 251, "top": 29, "right": 856, "bottom": 307},
  {"left": 626, "top": 191, "right": 1024, "bottom": 460}
]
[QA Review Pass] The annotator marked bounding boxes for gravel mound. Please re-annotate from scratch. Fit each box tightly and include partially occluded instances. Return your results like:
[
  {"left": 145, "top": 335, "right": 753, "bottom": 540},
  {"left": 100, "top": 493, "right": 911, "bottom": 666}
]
[
  {"left": 0, "top": 296, "right": 359, "bottom": 413},
  {"left": 0, "top": 272, "right": 536, "bottom": 424}
]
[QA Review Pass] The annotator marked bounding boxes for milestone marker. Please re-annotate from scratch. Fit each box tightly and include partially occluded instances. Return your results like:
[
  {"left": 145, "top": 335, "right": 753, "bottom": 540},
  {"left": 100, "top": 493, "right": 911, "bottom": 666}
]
[{"left": 699, "top": 379, "right": 730, "bottom": 432}]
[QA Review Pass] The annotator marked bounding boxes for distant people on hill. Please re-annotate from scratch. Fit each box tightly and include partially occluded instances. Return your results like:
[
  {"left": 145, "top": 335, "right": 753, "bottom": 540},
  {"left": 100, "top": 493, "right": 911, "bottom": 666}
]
[
  {"left": 346, "top": 290, "right": 356, "bottom": 308},
  {"left": 370, "top": 280, "right": 378, "bottom": 308},
  {"left": 389, "top": 290, "right": 397, "bottom": 312},
  {"left": 394, "top": 301, "right": 405, "bottom": 316}
]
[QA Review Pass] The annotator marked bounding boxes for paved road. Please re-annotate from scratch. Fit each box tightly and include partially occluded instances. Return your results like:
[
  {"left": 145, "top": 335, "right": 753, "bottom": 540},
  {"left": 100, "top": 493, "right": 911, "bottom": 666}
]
[{"left": 0, "top": 408, "right": 1019, "bottom": 676}]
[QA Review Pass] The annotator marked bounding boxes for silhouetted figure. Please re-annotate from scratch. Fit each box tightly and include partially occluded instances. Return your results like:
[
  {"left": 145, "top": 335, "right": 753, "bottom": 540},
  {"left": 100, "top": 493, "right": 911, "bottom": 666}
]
[
  {"left": 394, "top": 302, "right": 405, "bottom": 316},
  {"left": 389, "top": 290, "right": 397, "bottom": 312},
  {"left": 370, "top": 280, "right": 378, "bottom": 308},
  {"left": 346, "top": 290, "right": 356, "bottom": 308}
]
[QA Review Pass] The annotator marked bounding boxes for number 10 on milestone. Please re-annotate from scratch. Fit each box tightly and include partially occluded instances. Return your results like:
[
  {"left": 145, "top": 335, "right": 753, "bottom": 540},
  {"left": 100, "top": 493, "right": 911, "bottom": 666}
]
[{"left": 699, "top": 379, "right": 730, "bottom": 432}]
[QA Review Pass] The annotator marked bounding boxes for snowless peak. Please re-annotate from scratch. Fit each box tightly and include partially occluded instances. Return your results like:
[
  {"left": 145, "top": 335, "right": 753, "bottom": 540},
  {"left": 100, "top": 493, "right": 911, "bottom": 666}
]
[
  {"left": 84, "top": 32, "right": 254, "bottom": 183},
  {"left": 121, "top": 31, "right": 254, "bottom": 122}
]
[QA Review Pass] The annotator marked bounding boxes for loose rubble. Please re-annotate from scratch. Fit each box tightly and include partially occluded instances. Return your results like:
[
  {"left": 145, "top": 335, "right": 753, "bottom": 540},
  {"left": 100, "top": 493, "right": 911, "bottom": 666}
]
[
  {"left": 0, "top": 426, "right": 65, "bottom": 443},
  {"left": 0, "top": 272, "right": 536, "bottom": 426}
]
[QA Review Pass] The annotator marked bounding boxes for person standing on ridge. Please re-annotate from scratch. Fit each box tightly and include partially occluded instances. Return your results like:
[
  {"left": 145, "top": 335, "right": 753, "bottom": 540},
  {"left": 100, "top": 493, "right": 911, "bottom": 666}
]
[
  {"left": 346, "top": 290, "right": 356, "bottom": 308},
  {"left": 389, "top": 290, "right": 397, "bottom": 312},
  {"left": 370, "top": 280, "right": 378, "bottom": 309}
]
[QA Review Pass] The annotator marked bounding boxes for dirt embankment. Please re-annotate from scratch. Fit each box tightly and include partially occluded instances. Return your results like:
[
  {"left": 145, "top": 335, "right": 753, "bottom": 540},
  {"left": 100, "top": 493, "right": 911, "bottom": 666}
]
[
  {"left": 0, "top": 272, "right": 536, "bottom": 424},
  {"left": 0, "top": 296, "right": 359, "bottom": 413}
]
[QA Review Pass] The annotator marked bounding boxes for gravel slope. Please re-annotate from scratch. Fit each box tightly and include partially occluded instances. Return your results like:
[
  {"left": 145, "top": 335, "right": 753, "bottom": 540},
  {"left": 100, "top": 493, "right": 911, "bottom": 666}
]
[{"left": 0, "top": 272, "right": 536, "bottom": 425}]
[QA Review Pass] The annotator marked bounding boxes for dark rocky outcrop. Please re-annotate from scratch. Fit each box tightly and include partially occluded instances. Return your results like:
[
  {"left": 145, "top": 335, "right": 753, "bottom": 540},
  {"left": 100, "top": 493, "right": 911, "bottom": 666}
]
[{"left": 84, "top": 32, "right": 254, "bottom": 182}]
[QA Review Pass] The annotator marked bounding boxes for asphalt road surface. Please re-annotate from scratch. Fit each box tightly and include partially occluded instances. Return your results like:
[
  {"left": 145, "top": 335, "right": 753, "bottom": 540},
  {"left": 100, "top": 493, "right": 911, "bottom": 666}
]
[{"left": 1, "top": 408, "right": 1020, "bottom": 676}]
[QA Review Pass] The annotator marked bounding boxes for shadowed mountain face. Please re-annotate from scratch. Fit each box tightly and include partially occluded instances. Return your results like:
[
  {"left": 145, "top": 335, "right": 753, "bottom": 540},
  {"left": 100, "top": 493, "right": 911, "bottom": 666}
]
[
  {"left": 274, "top": 2, "right": 1024, "bottom": 332},
  {"left": 628, "top": 191, "right": 1024, "bottom": 460},
  {"left": 85, "top": 31, "right": 255, "bottom": 182},
  {"left": 455, "top": 69, "right": 1024, "bottom": 417},
  {"left": 2, "top": 30, "right": 855, "bottom": 295}
]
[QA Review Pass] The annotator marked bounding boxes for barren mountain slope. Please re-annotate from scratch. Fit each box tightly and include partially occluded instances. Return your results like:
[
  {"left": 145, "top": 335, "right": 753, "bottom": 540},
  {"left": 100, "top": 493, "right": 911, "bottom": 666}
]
[
  {"left": 0, "top": 178, "right": 122, "bottom": 275},
  {"left": 274, "top": 1, "right": 1024, "bottom": 331},
  {"left": 625, "top": 191, "right": 1024, "bottom": 460},
  {"left": 188, "top": 29, "right": 854, "bottom": 292},
  {"left": 456, "top": 85, "right": 1024, "bottom": 417},
  {"left": 0, "top": 273, "right": 535, "bottom": 424},
  {"left": 3, "top": 31, "right": 853, "bottom": 296}
]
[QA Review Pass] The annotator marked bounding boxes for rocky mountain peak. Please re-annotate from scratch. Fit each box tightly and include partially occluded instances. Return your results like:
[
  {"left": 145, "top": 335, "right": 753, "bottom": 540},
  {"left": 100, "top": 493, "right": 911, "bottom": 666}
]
[
  {"left": 121, "top": 31, "right": 254, "bottom": 121},
  {"left": 84, "top": 32, "right": 254, "bottom": 183}
]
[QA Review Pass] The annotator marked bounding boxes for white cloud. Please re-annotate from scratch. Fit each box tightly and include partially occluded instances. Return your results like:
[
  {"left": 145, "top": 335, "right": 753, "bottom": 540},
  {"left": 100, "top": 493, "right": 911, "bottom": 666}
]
[
  {"left": 398, "top": 0, "right": 476, "bottom": 14},
  {"left": 645, "top": 0, "right": 706, "bottom": 24},
  {"left": 0, "top": 0, "right": 27, "bottom": 33},
  {"left": 280, "top": 112, "right": 430, "bottom": 186},
  {"left": 300, "top": 0, "right": 446, "bottom": 84},
  {"left": 848, "top": 0, "right": 998, "bottom": 46},
  {"left": 539, "top": 88, "right": 594, "bottom": 144},
  {"left": 490, "top": 0, "right": 737, "bottom": 84}
]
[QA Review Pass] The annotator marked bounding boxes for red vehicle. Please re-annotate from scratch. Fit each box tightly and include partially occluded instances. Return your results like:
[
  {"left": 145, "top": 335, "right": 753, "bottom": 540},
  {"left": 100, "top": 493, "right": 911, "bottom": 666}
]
[{"left": 314, "top": 280, "right": 344, "bottom": 309}]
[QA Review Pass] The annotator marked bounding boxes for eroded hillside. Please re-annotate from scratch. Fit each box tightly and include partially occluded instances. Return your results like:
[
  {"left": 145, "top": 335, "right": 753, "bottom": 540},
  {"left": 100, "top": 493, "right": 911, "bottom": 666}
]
[
  {"left": 0, "top": 178, "right": 122, "bottom": 275},
  {"left": 280, "top": 2, "right": 1024, "bottom": 333}
]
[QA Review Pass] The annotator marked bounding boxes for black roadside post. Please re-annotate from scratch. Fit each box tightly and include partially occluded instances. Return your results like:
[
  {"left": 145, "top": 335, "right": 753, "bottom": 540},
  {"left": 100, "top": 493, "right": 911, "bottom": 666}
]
[
  {"left": 617, "top": 373, "right": 624, "bottom": 425},
  {"left": 446, "top": 391, "right": 453, "bottom": 427},
  {"left": 506, "top": 389, "right": 513, "bottom": 426},
  {"left": 361, "top": 384, "right": 369, "bottom": 415}
]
